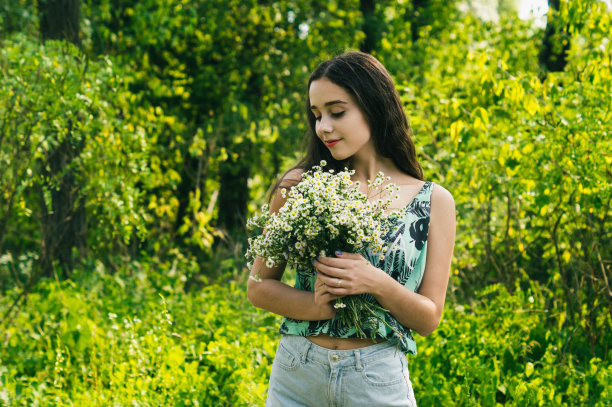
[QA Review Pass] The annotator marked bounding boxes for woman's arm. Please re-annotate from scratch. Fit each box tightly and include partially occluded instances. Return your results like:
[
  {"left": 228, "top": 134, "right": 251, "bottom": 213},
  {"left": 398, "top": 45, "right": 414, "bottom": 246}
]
[
  {"left": 246, "top": 169, "right": 339, "bottom": 321},
  {"left": 314, "top": 184, "right": 456, "bottom": 336},
  {"left": 247, "top": 257, "right": 339, "bottom": 320}
]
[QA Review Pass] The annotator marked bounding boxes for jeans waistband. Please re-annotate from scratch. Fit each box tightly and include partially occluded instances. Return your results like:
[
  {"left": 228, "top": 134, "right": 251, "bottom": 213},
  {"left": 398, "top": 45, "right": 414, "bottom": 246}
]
[{"left": 280, "top": 335, "right": 399, "bottom": 370}]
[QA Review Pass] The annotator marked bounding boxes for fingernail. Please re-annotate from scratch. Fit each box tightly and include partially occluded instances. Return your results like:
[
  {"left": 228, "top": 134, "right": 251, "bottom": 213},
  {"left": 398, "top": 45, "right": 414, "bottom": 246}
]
[{"left": 335, "top": 250, "right": 343, "bottom": 256}]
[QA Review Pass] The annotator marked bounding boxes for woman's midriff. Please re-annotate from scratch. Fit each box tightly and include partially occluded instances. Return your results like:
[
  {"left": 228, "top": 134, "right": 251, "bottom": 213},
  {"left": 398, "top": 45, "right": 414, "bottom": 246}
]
[{"left": 307, "top": 333, "right": 383, "bottom": 350}]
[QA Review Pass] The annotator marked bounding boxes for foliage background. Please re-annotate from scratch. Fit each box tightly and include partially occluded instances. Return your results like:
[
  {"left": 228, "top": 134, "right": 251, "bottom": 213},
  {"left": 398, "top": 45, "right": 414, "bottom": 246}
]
[{"left": 0, "top": 0, "right": 610, "bottom": 405}]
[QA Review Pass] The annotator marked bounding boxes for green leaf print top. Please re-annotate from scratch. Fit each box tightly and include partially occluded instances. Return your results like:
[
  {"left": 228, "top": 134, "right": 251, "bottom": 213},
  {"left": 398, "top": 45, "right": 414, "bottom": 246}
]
[{"left": 279, "top": 181, "right": 434, "bottom": 355}]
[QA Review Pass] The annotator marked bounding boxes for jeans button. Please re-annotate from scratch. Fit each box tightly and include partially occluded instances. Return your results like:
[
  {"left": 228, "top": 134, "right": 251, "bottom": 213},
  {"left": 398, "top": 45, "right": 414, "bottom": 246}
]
[{"left": 331, "top": 354, "right": 339, "bottom": 362}]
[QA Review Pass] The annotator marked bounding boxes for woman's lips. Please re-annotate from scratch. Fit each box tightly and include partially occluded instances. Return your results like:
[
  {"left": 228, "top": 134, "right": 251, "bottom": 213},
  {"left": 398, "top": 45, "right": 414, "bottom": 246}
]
[{"left": 325, "top": 139, "right": 340, "bottom": 147}]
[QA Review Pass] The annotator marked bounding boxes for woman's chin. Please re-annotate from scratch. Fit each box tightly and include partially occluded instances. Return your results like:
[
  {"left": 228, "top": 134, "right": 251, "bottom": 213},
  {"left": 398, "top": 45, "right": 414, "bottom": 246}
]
[{"left": 329, "top": 151, "right": 349, "bottom": 161}]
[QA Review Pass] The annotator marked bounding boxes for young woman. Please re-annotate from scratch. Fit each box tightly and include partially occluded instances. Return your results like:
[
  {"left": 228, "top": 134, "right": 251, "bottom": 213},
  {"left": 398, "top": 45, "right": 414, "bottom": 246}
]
[{"left": 247, "top": 51, "right": 455, "bottom": 407}]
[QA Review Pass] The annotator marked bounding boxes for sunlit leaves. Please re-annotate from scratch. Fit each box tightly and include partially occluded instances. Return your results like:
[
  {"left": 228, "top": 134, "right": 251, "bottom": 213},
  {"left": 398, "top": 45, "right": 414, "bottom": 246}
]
[
  {"left": 81, "top": 0, "right": 365, "bottom": 240},
  {"left": 0, "top": 35, "right": 155, "bottom": 262},
  {"left": 1, "top": 261, "right": 610, "bottom": 405}
]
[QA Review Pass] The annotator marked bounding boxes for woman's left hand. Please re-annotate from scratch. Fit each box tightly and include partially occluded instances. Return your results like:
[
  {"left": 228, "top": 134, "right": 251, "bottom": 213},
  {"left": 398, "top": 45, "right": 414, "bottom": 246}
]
[{"left": 313, "top": 251, "right": 389, "bottom": 296}]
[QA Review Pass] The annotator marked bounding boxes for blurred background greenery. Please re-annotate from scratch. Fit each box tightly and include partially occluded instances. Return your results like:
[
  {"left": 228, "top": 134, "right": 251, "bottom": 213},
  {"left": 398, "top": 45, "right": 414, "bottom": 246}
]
[{"left": 0, "top": 0, "right": 610, "bottom": 405}]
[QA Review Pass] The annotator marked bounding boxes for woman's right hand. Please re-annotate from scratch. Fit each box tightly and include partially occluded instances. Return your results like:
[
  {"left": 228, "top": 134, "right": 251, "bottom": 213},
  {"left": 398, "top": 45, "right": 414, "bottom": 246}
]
[{"left": 313, "top": 272, "right": 341, "bottom": 320}]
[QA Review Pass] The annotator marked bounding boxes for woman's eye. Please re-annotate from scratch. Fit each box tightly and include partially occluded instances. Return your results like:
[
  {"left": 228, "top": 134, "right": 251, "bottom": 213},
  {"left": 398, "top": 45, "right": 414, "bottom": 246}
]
[{"left": 314, "top": 112, "right": 344, "bottom": 121}]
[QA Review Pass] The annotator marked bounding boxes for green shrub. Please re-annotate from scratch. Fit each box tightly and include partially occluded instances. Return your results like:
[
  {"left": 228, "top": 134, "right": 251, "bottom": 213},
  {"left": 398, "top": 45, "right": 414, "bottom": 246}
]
[
  {"left": 393, "top": 2, "right": 611, "bottom": 346},
  {"left": 0, "top": 255, "right": 275, "bottom": 406},
  {"left": 0, "top": 0, "right": 37, "bottom": 39},
  {"left": 412, "top": 283, "right": 611, "bottom": 406},
  {"left": 0, "top": 34, "right": 154, "bottom": 281},
  {"left": 1, "top": 267, "right": 609, "bottom": 406}
]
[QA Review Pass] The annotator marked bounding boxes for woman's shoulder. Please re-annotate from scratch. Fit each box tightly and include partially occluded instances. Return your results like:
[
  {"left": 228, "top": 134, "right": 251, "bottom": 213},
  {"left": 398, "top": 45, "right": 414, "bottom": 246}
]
[
  {"left": 279, "top": 167, "right": 306, "bottom": 188},
  {"left": 428, "top": 182, "right": 455, "bottom": 220},
  {"left": 269, "top": 167, "right": 306, "bottom": 213},
  {"left": 429, "top": 182, "right": 453, "bottom": 201}
]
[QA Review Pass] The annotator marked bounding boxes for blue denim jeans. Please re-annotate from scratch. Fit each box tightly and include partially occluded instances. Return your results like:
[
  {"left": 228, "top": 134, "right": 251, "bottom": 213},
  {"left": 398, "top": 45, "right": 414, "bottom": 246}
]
[{"left": 266, "top": 335, "right": 417, "bottom": 407}]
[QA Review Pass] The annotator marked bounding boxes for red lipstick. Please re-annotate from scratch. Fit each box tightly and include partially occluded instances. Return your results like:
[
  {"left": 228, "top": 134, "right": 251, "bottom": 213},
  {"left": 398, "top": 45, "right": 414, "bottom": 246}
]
[{"left": 325, "top": 139, "right": 340, "bottom": 147}]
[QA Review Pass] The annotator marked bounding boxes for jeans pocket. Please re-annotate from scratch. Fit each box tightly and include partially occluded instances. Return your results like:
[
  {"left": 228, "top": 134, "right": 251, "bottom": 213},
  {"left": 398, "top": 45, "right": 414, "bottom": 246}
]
[
  {"left": 361, "top": 358, "right": 405, "bottom": 387},
  {"left": 273, "top": 341, "right": 301, "bottom": 371}
]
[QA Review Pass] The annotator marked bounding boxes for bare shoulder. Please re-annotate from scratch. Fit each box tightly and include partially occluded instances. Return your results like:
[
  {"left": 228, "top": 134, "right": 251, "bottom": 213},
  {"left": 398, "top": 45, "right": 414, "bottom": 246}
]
[
  {"left": 430, "top": 183, "right": 455, "bottom": 211},
  {"left": 429, "top": 183, "right": 456, "bottom": 229},
  {"left": 279, "top": 168, "right": 305, "bottom": 188},
  {"left": 269, "top": 167, "right": 305, "bottom": 213}
]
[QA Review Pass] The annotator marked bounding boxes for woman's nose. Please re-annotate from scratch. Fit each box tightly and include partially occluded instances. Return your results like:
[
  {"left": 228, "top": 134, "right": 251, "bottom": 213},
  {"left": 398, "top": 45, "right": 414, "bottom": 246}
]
[{"left": 317, "top": 115, "right": 333, "bottom": 134}]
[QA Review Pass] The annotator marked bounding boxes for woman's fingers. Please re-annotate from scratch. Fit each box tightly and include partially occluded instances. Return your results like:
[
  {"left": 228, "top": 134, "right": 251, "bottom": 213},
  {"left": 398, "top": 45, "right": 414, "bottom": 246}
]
[
  {"left": 316, "top": 252, "right": 366, "bottom": 266},
  {"left": 314, "top": 255, "right": 369, "bottom": 279},
  {"left": 332, "top": 251, "right": 365, "bottom": 261},
  {"left": 314, "top": 275, "right": 341, "bottom": 315},
  {"left": 318, "top": 279, "right": 351, "bottom": 297},
  {"left": 320, "top": 292, "right": 339, "bottom": 301},
  {"left": 316, "top": 261, "right": 380, "bottom": 296},
  {"left": 318, "top": 271, "right": 348, "bottom": 288},
  {"left": 313, "top": 261, "right": 347, "bottom": 279},
  {"left": 315, "top": 274, "right": 337, "bottom": 296}
]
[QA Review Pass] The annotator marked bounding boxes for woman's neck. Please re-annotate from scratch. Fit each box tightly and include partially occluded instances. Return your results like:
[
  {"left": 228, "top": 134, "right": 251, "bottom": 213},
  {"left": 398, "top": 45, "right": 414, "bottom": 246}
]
[{"left": 350, "top": 154, "right": 399, "bottom": 183}]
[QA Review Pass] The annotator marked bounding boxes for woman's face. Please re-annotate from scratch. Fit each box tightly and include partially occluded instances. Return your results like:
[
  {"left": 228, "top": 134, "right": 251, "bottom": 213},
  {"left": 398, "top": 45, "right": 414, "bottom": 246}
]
[{"left": 309, "top": 77, "right": 374, "bottom": 161}]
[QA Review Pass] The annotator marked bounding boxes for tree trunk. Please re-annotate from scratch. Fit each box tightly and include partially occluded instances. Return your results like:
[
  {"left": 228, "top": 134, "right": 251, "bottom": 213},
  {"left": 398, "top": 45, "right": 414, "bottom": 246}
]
[
  {"left": 38, "top": 0, "right": 85, "bottom": 277},
  {"left": 39, "top": 136, "right": 87, "bottom": 276},
  {"left": 217, "top": 156, "right": 250, "bottom": 234},
  {"left": 216, "top": 73, "right": 260, "bottom": 235},
  {"left": 174, "top": 153, "right": 198, "bottom": 235},
  {"left": 38, "top": 0, "right": 81, "bottom": 47},
  {"left": 539, "top": 0, "right": 569, "bottom": 72},
  {"left": 359, "top": 0, "right": 379, "bottom": 53},
  {"left": 410, "top": 0, "right": 429, "bottom": 43}
]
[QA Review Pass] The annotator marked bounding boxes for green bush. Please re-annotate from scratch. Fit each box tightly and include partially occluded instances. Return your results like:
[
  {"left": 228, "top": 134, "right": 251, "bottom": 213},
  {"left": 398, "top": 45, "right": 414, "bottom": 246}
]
[
  {"left": 80, "top": 0, "right": 367, "bottom": 251},
  {"left": 391, "top": 2, "right": 611, "bottom": 345},
  {"left": 1, "top": 268, "right": 609, "bottom": 406},
  {"left": 0, "top": 256, "right": 275, "bottom": 406},
  {"left": 0, "top": 34, "right": 155, "bottom": 281},
  {"left": 412, "top": 283, "right": 611, "bottom": 406},
  {"left": 0, "top": 0, "right": 37, "bottom": 39}
]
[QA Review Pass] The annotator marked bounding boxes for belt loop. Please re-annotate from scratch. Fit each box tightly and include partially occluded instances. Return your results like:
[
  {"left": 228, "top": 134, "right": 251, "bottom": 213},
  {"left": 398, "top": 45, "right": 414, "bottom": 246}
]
[
  {"left": 301, "top": 338, "right": 311, "bottom": 364},
  {"left": 354, "top": 349, "right": 362, "bottom": 371}
]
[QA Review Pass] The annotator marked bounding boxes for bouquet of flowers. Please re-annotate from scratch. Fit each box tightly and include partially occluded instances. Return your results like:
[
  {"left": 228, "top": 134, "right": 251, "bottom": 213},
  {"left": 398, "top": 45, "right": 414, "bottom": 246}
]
[{"left": 246, "top": 161, "right": 401, "bottom": 338}]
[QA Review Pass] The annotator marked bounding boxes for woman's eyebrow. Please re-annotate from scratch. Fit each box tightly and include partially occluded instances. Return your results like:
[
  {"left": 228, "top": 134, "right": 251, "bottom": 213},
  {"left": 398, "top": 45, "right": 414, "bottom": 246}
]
[{"left": 310, "top": 100, "right": 348, "bottom": 110}]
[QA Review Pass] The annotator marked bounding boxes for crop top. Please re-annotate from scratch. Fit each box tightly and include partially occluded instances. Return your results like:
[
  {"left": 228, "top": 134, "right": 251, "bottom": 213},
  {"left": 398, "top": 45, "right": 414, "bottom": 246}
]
[{"left": 279, "top": 181, "right": 434, "bottom": 355}]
